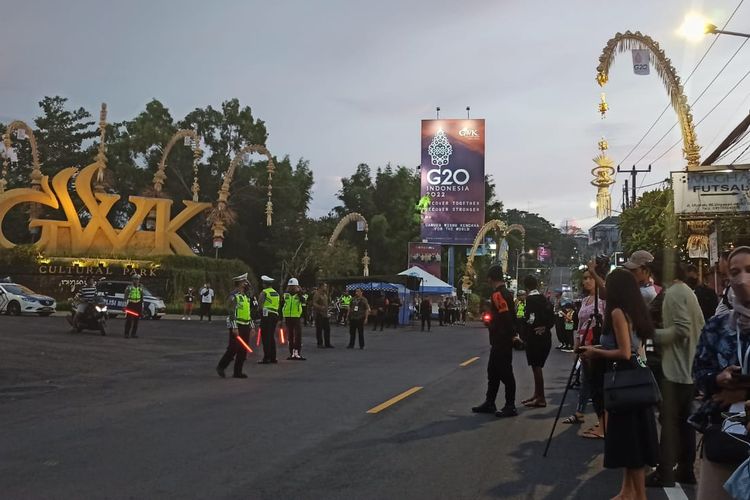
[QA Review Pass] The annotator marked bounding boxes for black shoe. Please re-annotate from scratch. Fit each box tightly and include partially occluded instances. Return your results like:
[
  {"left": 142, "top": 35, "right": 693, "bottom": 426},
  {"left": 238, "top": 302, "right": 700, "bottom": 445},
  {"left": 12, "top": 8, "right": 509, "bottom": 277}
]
[
  {"left": 495, "top": 406, "right": 518, "bottom": 418},
  {"left": 317, "top": 344, "right": 324, "bottom": 348},
  {"left": 359, "top": 346, "right": 364, "bottom": 350},
  {"left": 124, "top": 334, "right": 130, "bottom": 338},
  {"left": 233, "top": 373, "right": 248, "bottom": 379},
  {"left": 297, "top": 355, "right": 306, "bottom": 360},
  {"left": 270, "top": 359, "right": 278, "bottom": 364},
  {"left": 645, "top": 471, "right": 675, "bottom": 488},
  {"left": 347, "top": 345, "right": 354, "bottom": 349},
  {"left": 675, "top": 468, "right": 697, "bottom": 485},
  {"left": 216, "top": 367, "right": 226, "bottom": 378},
  {"left": 131, "top": 334, "right": 139, "bottom": 338},
  {"left": 471, "top": 401, "right": 497, "bottom": 414},
  {"left": 258, "top": 360, "right": 271, "bottom": 364},
  {"left": 287, "top": 355, "right": 295, "bottom": 360},
  {"left": 325, "top": 345, "right": 334, "bottom": 348}
]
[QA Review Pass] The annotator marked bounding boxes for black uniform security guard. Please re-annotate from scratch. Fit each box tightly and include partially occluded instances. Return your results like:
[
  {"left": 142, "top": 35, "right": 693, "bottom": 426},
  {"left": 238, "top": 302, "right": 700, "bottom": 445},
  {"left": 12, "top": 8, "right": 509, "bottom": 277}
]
[
  {"left": 258, "top": 275, "right": 279, "bottom": 364},
  {"left": 216, "top": 274, "right": 252, "bottom": 378},
  {"left": 472, "top": 264, "right": 518, "bottom": 418}
]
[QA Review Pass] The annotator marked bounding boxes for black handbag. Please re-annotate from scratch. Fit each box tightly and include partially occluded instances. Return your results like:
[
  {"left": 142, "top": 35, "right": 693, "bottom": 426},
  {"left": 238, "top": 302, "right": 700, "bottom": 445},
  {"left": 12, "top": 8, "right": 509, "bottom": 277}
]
[
  {"left": 603, "top": 356, "right": 662, "bottom": 412},
  {"left": 702, "top": 425, "right": 750, "bottom": 463}
]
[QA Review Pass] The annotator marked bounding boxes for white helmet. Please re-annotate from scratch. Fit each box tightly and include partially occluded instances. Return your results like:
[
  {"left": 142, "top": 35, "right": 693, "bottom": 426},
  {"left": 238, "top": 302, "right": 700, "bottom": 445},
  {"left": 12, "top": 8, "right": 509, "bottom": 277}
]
[{"left": 287, "top": 278, "right": 299, "bottom": 286}]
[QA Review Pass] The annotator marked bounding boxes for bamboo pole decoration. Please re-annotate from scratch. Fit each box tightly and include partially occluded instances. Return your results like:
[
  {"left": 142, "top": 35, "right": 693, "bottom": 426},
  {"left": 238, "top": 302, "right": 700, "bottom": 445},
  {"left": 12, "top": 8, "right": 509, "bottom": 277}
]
[
  {"left": 596, "top": 31, "right": 700, "bottom": 169},
  {"left": 94, "top": 103, "right": 108, "bottom": 193},
  {"left": 191, "top": 138, "right": 202, "bottom": 202},
  {"left": 0, "top": 121, "right": 42, "bottom": 194},
  {"left": 591, "top": 138, "right": 615, "bottom": 218},
  {"left": 153, "top": 129, "right": 201, "bottom": 197},
  {"left": 265, "top": 157, "right": 275, "bottom": 226}
]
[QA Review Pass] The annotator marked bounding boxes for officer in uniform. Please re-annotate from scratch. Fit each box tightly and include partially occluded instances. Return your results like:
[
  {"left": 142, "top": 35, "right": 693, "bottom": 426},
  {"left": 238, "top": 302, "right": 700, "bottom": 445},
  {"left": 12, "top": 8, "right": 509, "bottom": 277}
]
[
  {"left": 282, "top": 277, "right": 306, "bottom": 360},
  {"left": 123, "top": 274, "right": 144, "bottom": 338},
  {"left": 339, "top": 290, "right": 352, "bottom": 325},
  {"left": 217, "top": 273, "right": 253, "bottom": 378},
  {"left": 472, "top": 264, "right": 518, "bottom": 418},
  {"left": 515, "top": 289, "right": 526, "bottom": 337},
  {"left": 258, "top": 275, "right": 279, "bottom": 364}
]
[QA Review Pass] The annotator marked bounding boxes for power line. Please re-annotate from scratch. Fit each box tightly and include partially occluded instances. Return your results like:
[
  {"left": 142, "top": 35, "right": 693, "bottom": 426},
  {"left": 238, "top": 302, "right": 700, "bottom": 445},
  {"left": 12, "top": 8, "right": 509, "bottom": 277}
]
[
  {"left": 730, "top": 141, "right": 750, "bottom": 165},
  {"left": 650, "top": 67, "right": 750, "bottom": 165},
  {"left": 636, "top": 37, "right": 749, "bottom": 167},
  {"left": 616, "top": 0, "right": 745, "bottom": 170}
]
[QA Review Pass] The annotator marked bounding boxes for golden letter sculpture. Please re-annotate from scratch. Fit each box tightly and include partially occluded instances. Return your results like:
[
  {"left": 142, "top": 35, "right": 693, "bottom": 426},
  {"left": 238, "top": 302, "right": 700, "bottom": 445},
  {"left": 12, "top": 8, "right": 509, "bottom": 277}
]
[{"left": 0, "top": 162, "right": 210, "bottom": 256}]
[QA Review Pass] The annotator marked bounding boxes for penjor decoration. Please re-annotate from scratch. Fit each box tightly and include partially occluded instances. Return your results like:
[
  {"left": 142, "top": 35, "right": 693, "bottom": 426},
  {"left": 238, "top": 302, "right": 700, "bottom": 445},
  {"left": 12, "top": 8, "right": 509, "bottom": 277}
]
[{"left": 591, "top": 138, "right": 616, "bottom": 219}]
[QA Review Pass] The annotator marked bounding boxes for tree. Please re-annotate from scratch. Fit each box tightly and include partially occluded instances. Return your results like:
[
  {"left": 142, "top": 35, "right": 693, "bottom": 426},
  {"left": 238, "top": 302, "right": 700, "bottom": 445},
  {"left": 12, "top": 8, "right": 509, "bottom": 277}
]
[
  {"left": 619, "top": 188, "right": 681, "bottom": 256},
  {"left": 35, "top": 96, "right": 99, "bottom": 173}
]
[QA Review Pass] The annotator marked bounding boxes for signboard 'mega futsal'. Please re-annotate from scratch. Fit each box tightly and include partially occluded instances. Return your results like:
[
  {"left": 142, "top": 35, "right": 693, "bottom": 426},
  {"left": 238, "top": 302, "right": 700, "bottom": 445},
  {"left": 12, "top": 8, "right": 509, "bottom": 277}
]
[{"left": 420, "top": 119, "right": 485, "bottom": 245}]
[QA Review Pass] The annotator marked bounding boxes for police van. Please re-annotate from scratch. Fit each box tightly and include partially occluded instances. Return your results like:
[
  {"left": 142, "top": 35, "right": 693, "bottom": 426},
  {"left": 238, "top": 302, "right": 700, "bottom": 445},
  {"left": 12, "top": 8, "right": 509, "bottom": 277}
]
[
  {"left": 0, "top": 281, "right": 57, "bottom": 316},
  {"left": 97, "top": 280, "right": 166, "bottom": 320}
]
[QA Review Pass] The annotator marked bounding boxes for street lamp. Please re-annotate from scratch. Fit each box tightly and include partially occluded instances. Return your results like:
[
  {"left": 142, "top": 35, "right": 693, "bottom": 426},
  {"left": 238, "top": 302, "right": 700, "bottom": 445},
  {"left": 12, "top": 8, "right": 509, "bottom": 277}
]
[
  {"left": 679, "top": 13, "right": 750, "bottom": 40},
  {"left": 515, "top": 249, "right": 534, "bottom": 288}
]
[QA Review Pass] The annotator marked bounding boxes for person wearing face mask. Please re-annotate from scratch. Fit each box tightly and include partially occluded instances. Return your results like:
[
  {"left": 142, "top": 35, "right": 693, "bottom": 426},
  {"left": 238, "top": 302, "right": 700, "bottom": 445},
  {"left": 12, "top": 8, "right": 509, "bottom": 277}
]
[
  {"left": 692, "top": 247, "right": 750, "bottom": 499},
  {"left": 684, "top": 264, "right": 719, "bottom": 323}
]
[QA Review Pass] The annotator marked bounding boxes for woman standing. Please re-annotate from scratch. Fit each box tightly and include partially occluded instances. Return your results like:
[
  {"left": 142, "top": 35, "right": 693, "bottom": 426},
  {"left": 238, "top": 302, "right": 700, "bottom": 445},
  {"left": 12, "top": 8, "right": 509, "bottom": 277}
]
[
  {"left": 579, "top": 269, "right": 658, "bottom": 500},
  {"left": 563, "top": 270, "right": 605, "bottom": 436},
  {"left": 182, "top": 287, "right": 194, "bottom": 320},
  {"left": 521, "top": 275, "right": 555, "bottom": 408}
]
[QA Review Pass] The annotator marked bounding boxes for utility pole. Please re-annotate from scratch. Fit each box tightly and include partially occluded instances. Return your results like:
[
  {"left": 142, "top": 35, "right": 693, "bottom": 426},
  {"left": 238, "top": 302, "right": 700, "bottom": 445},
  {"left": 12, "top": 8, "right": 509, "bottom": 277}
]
[
  {"left": 617, "top": 164, "right": 651, "bottom": 207},
  {"left": 622, "top": 180, "right": 629, "bottom": 210}
]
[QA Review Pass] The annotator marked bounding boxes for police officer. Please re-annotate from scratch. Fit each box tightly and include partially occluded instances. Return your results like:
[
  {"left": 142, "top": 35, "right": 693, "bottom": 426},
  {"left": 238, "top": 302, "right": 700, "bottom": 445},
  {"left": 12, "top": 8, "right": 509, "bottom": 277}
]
[
  {"left": 123, "top": 274, "right": 144, "bottom": 338},
  {"left": 282, "top": 278, "right": 306, "bottom": 360},
  {"left": 339, "top": 290, "right": 352, "bottom": 325},
  {"left": 258, "top": 275, "right": 279, "bottom": 364},
  {"left": 216, "top": 273, "right": 253, "bottom": 378},
  {"left": 472, "top": 264, "right": 518, "bottom": 418},
  {"left": 515, "top": 289, "right": 527, "bottom": 337}
]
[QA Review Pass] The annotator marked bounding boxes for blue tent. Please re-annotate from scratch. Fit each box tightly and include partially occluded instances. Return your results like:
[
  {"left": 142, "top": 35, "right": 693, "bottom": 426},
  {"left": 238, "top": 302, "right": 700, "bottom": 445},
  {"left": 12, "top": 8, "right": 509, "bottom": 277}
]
[{"left": 346, "top": 281, "right": 411, "bottom": 325}]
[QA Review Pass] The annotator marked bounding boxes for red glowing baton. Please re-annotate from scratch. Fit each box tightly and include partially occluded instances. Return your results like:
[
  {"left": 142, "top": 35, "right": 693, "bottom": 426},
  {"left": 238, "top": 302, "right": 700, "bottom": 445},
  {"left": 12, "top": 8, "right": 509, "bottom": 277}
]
[
  {"left": 124, "top": 308, "right": 140, "bottom": 318},
  {"left": 256, "top": 328, "right": 262, "bottom": 346},
  {"left": 279, "top": 327, "right": 286, "bottom": 345},
  {"left": 236, "top": 335, "right": 253, "bottom": 353}
]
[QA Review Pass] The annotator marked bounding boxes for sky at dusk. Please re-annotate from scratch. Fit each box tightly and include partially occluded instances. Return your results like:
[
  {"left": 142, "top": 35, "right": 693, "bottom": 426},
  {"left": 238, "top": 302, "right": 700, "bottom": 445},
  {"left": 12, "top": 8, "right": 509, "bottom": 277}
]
[{"left": 1, "top": 0, "right": 749, "bottom": 230}]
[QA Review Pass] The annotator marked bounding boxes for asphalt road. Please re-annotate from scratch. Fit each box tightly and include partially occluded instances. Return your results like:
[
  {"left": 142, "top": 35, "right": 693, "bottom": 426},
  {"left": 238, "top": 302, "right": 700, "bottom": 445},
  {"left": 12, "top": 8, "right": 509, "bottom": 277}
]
[{"left": 0, "top": 315, "right": 695, "bottom": 500}]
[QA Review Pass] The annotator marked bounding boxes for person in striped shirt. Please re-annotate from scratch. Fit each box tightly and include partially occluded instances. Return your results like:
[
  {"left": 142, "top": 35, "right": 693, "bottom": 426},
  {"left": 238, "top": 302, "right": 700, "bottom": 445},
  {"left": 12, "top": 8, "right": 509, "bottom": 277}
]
[{"left": 74, "top": 277, "right": 98, "bottom": 319}]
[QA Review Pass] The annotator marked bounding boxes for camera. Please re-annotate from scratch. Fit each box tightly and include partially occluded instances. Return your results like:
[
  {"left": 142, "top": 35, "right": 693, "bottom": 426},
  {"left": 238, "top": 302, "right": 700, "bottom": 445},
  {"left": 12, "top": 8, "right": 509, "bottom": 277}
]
[{"left": 578, "top": 255, "right": 610, "bottom": 278}]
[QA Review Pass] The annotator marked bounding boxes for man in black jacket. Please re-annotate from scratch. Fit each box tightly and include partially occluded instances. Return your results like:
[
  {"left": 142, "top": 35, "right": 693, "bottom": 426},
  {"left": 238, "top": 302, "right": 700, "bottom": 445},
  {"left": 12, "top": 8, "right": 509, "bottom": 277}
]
[{"left": 472, "top": 264, "right": 518, "bottom": 418}]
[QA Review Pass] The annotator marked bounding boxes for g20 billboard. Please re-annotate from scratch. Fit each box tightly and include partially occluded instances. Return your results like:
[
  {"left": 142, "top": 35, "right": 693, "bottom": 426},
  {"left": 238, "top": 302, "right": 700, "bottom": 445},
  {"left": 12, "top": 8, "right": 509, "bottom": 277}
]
[{"left": 420, "top": 119, "right": 485, "bottom": 245}]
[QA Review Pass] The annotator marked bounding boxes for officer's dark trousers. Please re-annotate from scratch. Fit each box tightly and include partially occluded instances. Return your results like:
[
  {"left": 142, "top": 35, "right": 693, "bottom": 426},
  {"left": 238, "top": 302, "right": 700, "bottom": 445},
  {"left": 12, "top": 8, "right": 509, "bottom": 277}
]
[
  {"left": 218, "top": 324, "right": 250, "bottom": 375},
  {"left": 286, "top": 317, "right": 302, "bottom": 354},
  {"left": 315, "top": 313, "right": 331, "bottom": 346},
  {"left": 349, "top": 318, "right": 365, "bottom": 348},
  {"left": 260, "top": 314, "right": 278, "bottom": 361},
  {"left": 199, "top": 302, "right": 212, "bottom": 321},
  {"left": 421, "top": 314, "right": 431, "bottom": 331},
  {"left": 124, "top": 302, "right": 142, "bottom": 337},
  {"left": 372, "top": 311, "right": 385, "bottom": 331},
  {"left": 486, "top": 338, "right": 516, "bottom": 409}
]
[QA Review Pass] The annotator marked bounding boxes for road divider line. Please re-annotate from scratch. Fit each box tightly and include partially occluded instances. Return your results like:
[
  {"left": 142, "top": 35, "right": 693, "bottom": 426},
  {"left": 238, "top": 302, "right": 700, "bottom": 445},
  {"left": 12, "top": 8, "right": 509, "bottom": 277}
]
[
  {"left": 366, "top": 386, "right": 423, "bottom": 414},
  {"left": 460, "top": 356, "right": 480, "bottom": 367}
]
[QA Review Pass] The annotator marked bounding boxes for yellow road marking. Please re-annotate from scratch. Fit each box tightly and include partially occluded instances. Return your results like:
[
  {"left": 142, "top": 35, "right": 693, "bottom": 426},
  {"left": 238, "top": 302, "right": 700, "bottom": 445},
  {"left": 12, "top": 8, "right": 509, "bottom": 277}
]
[
  {"left": 460, "top": 356, "right": 480, "bottom": 367},
  {"left": 366, "top": 386, "right": 423, "bottom": 414}
]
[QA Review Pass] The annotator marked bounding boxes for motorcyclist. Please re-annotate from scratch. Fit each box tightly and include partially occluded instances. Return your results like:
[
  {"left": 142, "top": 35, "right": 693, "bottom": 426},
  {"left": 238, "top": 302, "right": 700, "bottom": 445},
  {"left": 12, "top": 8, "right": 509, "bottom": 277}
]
[{"left": 71, "top": 277, "right": 98, "bottom": 325}]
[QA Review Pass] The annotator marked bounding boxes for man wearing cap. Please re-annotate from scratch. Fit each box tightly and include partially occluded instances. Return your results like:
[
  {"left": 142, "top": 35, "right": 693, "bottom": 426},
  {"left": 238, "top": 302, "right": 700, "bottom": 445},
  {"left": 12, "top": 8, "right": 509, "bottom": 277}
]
[
  {"left": 217, "top": 273, "right": 253, "bottom": 378},
  {"left": 313, "top": 283, "right": 332, "bottom": 348},
  {"left": 282, "top": 278, "right": 306, "bottom": 360},
  {"left": 123, "top": 274, "right": 144, "bottom": 338},
  {"left": 623, "top": 250, "right": 657, "bottom": 305},
  {"left": 258, "top": 275, "right": 280, "bottom": 364}
]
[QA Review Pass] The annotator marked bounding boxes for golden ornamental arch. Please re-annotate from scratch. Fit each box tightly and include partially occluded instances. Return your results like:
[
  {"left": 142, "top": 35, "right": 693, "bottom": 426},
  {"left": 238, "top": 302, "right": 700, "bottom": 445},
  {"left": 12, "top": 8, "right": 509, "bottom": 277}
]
[
  {"left": 328, "top": 212, "right": 370, "bottom": 276},
  {"left": 209, "top": 144, "right": 275, "bottom": 244},
  {"left": 462, "top": 220, "right": 525, "bottom": 290},
  {"left": 151, "top": 129, "right": 202, "bottom": 201},
  {"left": 596, "top": 31, "right": 700, "bottom": 169}
]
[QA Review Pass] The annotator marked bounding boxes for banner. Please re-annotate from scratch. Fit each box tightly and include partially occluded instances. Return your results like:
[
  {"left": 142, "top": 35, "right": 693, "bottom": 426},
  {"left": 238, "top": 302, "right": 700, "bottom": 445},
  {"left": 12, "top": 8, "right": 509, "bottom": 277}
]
[
  {"left": 632, "top": 49, "right": 650, "bottom": 75},
  {"left": 537, "top": 246, "right": 551, "bottom": 262},
  {"left": 672, "top": 170, "right": 750, "bottom": 215},
  {"left": 420, "top": 119, "right": 485, "bottom": 244},
  {"left": 408, "top": 242, "right": 442, "bottom": 279}
]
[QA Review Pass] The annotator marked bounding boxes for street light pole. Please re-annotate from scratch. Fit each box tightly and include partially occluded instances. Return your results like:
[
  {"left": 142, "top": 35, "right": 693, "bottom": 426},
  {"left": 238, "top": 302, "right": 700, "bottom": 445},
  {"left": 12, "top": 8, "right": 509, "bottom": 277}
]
[
  {"left": 706, "top": 24, "right": 750, "bottom": 38},
  {"left": 515, "top": 249, "right": 534, "bottom": 288}
]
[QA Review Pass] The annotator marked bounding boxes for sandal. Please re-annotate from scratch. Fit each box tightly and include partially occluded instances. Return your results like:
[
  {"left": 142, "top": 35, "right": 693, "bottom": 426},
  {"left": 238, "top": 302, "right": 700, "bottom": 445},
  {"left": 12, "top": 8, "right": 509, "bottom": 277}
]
[
  {"left": 581, "top": 429, "right": 604, "bottom": 439},
  {"left": 520, "top": 397, "right": 536, "bottom": 405},
  {"left": 562, "top": 414, "right": 584, "bottom": 424},
  {"left": 523, "top": 401, "right": 547, "bottom": 408}
]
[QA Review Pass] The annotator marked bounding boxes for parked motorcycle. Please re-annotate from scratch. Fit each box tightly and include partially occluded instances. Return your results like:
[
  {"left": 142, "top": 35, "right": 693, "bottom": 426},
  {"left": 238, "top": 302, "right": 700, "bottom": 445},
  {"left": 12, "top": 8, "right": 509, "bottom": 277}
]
[{"left": 68, "top": 296, "right": 108, "bottom": 335}]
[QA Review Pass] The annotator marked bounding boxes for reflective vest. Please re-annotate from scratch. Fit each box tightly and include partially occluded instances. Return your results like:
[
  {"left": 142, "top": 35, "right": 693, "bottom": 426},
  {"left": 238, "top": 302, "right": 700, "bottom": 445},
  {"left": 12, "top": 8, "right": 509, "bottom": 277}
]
[
  {"left": 282, "top": 293, "right": 303, "bottom": 318},
  {"left": 127, "top": 285, "right": 143, "bottom": 302},
  {"left": 262, "top": 287, "right": 280, "bottom": 314},
  {"left": 516, "top": 301, "right": 525, "bottom": 319},
  {"left": 341, "top": 295, "right": 352, "bottom": 309},
  {"left": 235, "top": 293, "right": 251, "bottom": 325}
]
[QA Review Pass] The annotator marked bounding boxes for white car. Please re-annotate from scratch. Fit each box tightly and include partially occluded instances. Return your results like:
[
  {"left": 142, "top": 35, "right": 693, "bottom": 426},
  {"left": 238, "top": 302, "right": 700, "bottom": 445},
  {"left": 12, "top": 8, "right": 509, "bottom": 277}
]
[{"left": 0, "top": 282, "right": 57, "bottom": 316}]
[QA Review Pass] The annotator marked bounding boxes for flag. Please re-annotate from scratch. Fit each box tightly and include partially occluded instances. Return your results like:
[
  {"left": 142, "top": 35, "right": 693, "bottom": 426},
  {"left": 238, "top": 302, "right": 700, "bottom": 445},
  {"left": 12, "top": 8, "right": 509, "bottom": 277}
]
[{"left": 632, "top": 49, "right": 650, "bottom": 75}]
